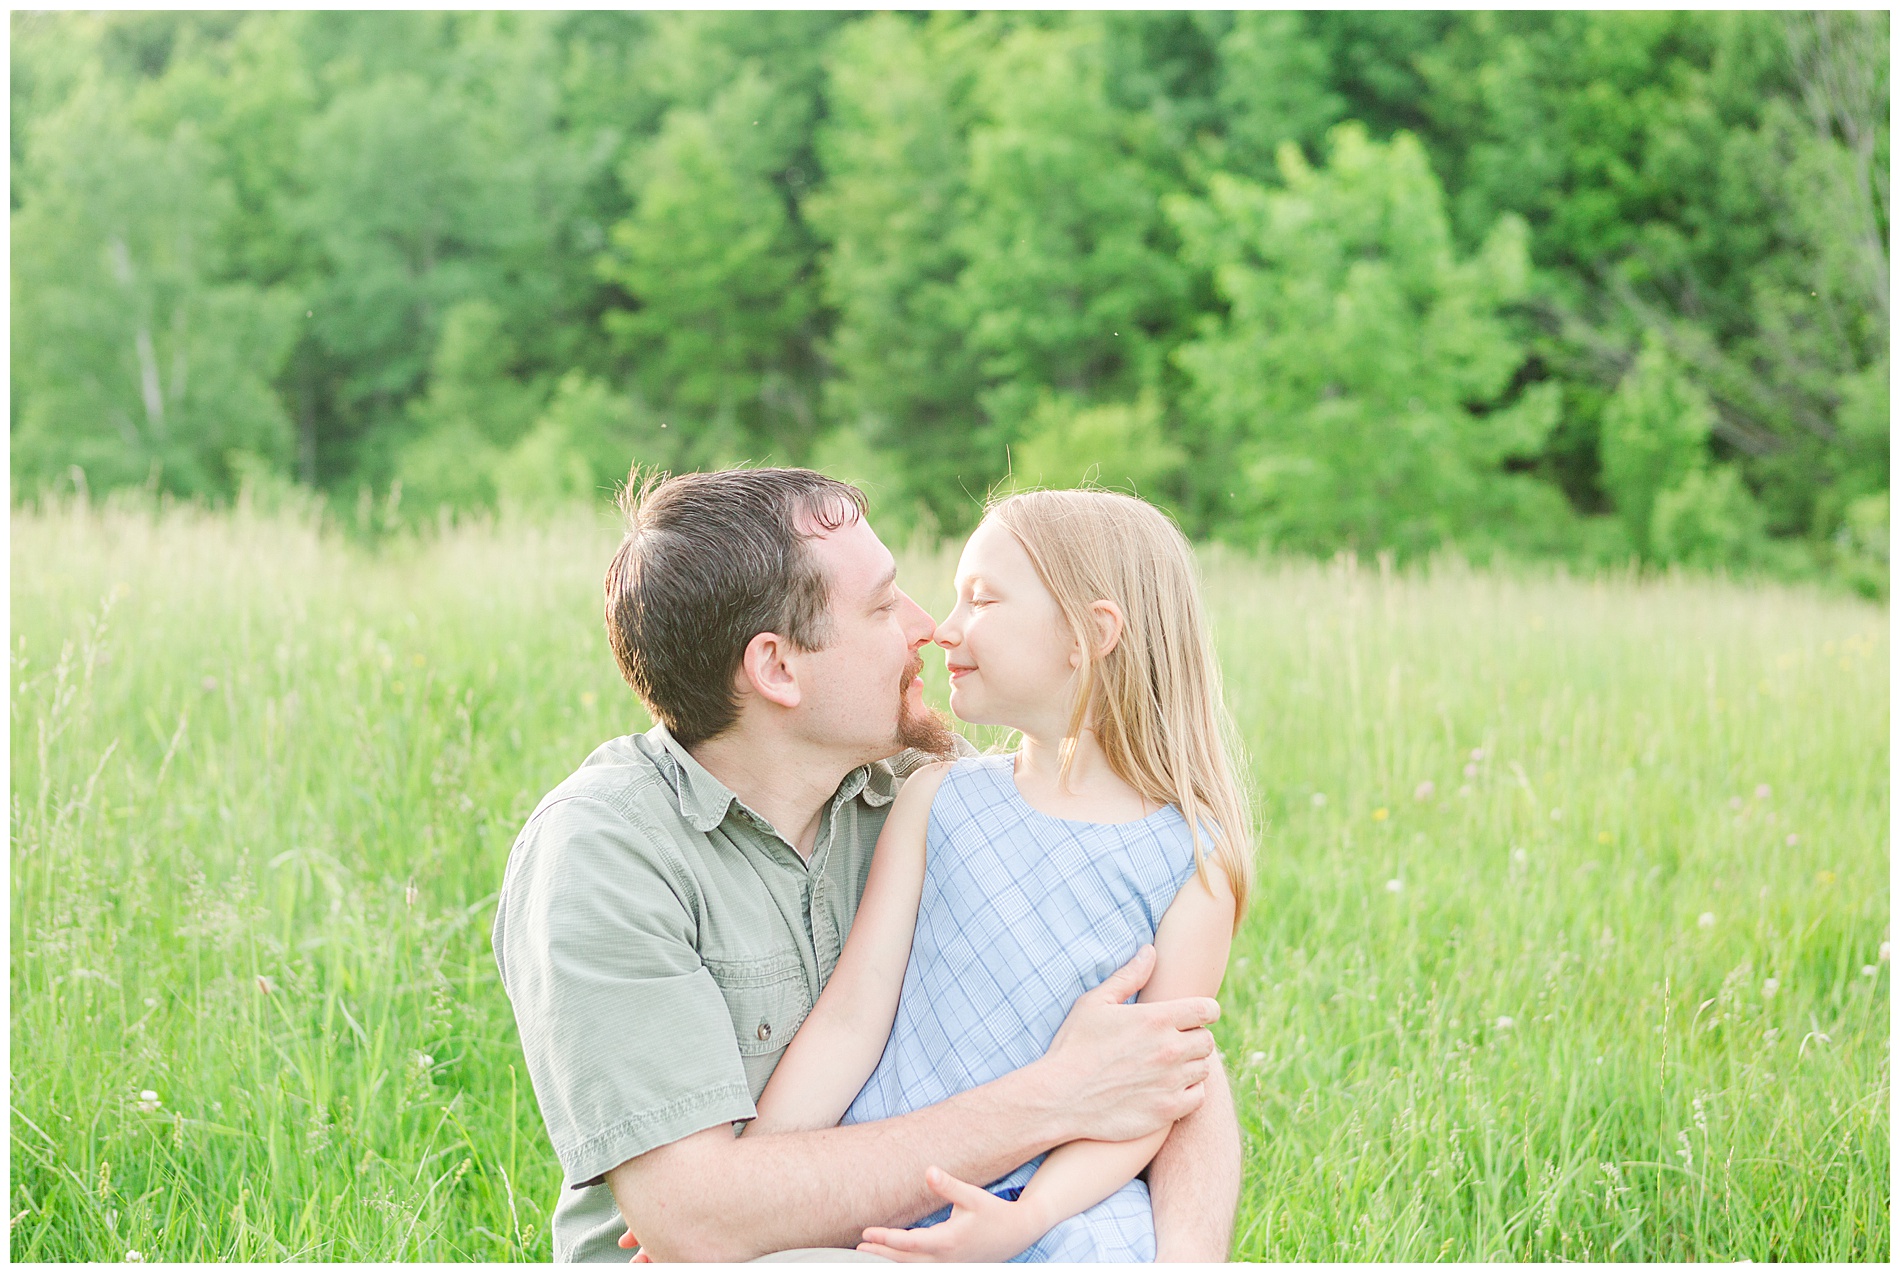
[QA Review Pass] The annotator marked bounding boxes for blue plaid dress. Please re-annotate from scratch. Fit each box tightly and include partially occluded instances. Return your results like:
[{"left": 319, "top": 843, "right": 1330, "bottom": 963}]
[{"left": 841, "top": 755, "right": 1199, "bottom": 1262}]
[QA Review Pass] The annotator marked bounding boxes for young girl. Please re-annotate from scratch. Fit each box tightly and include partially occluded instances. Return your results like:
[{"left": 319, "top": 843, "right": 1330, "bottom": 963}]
[{"left": 746, "top": 488, "right": 1254, "bottom": 1262}]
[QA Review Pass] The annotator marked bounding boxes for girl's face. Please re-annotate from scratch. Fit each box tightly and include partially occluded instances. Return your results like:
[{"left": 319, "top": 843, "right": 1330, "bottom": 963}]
[{"left": 933, "top": 518, "right": 1078, "bottom": 733}]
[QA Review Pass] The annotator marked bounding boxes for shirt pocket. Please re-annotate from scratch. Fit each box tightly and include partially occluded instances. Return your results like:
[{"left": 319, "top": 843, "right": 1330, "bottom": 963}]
[{"left": 703, "top": 951, "right": 813, "bottom": 1098}]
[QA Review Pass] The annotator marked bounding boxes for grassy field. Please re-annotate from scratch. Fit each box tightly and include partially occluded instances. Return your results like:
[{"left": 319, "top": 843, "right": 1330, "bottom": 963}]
[{"left": 10, "top": 497, "right": 1890, "bottom": 1261}]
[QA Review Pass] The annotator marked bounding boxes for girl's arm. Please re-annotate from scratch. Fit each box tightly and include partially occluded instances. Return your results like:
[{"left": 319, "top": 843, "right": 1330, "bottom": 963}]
[
  {"left": 743, "top": 762, "right": 950, "bottom": 1136},
  {"left": 857, "top": 858, "right": 1237, "bottom": 1262}
]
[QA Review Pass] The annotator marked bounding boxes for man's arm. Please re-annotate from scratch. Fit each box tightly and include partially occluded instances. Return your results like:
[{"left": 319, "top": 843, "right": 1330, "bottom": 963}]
[
  {"left": 1147, "top": 1058, "right": 1241, "bottom": 1262},
  {"left": 609, "top": 947, "right": 1219, "bottom": 1262}
]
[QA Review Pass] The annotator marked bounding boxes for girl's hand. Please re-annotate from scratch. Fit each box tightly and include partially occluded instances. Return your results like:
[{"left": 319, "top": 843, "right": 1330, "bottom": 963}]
[{"left": 857, "top": 1166, "right": 1042, "bottom": 1263}]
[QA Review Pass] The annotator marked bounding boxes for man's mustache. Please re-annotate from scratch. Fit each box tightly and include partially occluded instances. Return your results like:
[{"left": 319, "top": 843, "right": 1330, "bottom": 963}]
[{"left": 899, "top": 652, "right": 925, "bottom": 692}]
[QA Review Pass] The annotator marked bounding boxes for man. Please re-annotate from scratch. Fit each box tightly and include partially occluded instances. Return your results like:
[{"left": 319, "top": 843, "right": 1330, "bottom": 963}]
[{"left": 494, "top": 468, "right": 1241, "bottom": 1261}]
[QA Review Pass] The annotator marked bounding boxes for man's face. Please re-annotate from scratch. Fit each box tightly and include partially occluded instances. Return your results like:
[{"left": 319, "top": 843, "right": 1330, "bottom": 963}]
[{"left": 790, "top": 514, "right": 956, "bottom": 761}]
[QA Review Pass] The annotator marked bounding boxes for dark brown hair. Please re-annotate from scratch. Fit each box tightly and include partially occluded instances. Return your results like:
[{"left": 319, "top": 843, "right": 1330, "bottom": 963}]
[{"left": 604, "top": 467, "right": 869, "bottom": 745}]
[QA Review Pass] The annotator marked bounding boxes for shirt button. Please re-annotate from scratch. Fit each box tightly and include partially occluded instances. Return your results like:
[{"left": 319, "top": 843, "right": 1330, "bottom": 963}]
[{"left": 756, "top": 1022, "right": 772, "bottom": 1042}]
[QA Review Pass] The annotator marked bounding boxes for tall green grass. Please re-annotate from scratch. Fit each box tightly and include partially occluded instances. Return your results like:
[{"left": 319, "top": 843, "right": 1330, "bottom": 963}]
[{"left": 11, "top": 499, "right": 1889, "bottom": 1261}]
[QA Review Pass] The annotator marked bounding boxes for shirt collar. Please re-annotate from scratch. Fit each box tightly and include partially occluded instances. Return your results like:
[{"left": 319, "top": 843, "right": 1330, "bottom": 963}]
[
  {"left": 837, "top": 759, "right": 901, "bottom": 810},
  {"left": 641, "top": 723, "right": 740, "bottom": 833},
  {"left": 640, "top": 722, "right": 898, "bottom": 833}
]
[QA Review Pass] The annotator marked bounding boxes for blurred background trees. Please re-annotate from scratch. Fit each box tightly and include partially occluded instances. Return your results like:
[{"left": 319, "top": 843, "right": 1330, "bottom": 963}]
[{"left": 10, "top": 10, "right": 1889, "bottom": 587}]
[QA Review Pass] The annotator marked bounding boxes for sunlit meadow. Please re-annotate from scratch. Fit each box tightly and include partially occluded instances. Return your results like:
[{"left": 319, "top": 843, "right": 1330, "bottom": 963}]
[{"left": 10, "top": 496, "right": 1889, "bottom": 1261}]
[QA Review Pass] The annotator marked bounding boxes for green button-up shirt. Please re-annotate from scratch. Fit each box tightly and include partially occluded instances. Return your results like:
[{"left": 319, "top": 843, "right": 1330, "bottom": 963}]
[{"left": 493, "top": 724, "right": 968, "bottom": 1262}]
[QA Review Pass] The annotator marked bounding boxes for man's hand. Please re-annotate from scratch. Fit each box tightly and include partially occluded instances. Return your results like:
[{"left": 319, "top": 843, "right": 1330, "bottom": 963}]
[
  {"left": 603, "top": 947, "right": 1219, "bottom": 1261},
  {"left": 1034, "top": 946, "right": 1219, "bottom": 1144},
  {"left": 857, "top": 1167, "right": 1042, "bottom": 1263}
]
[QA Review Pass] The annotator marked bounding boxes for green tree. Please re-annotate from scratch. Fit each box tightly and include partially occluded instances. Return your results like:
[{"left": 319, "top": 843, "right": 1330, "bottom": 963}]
[
  {"left": 1734, "top": 12, "right": 1889, "bottom": 537},
  {"left": 1170, "top": 125, "right": 1563, "bottom": 555},
  {"left": 1650, "top": 465, "right": 1766, "bottom": 569},
  {"left": 1213, "top": 11, "right": 1345, "bottom": 175},
  {"left": 7, "top": 8, "right": 1886, "bottom": 581},
  {"left": 1412, "top": 11, "right": 1888, "bottom": 548},
  {"left": 807, "top": 13, "right": 983, "bottom": 532},
  {"left": 393, "top": 299, "right": 545, "bottom": 512},
  {"left": 952, "top": 18, "right": 1190, "bottom": 455},
  {"left": 12, "top": 73, "right": 296, "bottom": 497},
  {"left": 1597, "top": 334, "right": 1717, "bottom": 558},
  {"left": 494, "top": 372, "right": 669, "bottom": 513},
  {"left": 289, "top": 13, "right": 589, "bottom": 486},
  {"left": 599, "top": 64, "right": 820, "bottom": 463},
  {"left": 1009, "top": 394, "right": 1185, "bottom": 498},
  {"left": 1599, "top": 333, "right": 1770, "bottom": 567}
]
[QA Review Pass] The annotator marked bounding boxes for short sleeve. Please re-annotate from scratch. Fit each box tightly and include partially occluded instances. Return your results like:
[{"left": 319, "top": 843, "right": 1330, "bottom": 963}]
[{"left": 493, "top": 795, "right": 754, "bottom": 1187}]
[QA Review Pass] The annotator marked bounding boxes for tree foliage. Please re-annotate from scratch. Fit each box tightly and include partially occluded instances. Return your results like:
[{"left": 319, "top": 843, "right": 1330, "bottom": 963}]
[
  {"left": 12, "top": 68, "right": 296, "bottom": 495},
  {"left": 10, "top": 11, "right": 1889, "bottom": 586},
  {"left": 1171, "top": 126, "right": 1563, "bottom": 555}
]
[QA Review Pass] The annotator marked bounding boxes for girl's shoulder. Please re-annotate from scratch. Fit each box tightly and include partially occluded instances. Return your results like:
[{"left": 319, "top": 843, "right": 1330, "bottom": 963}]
[
  {"left": 892, "top": 758, "right": 953, "bottom": 800},
  {"left": 890, "top": 753, "right": 993, "bottom": 810},
  {"left": 894, "top": 752, "right": 1012, "bottom": 813},
  {"left": 936, "top": 751, "right": 1014, "bottom": 781}
]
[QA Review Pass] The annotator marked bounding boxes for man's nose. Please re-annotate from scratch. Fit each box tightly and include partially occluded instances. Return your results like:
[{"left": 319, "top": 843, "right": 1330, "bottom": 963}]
[{"left": 898, "top": 591, "right": 936, "bottom": 647}]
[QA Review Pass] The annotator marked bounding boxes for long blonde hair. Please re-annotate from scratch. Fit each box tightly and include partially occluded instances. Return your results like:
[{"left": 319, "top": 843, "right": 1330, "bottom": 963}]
[{"left": 987, "top": 488, "right": 1255, "bottom": 925}]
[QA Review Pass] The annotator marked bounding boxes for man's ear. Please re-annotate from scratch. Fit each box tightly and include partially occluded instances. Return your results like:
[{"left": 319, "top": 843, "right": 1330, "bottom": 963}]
[
  {"left": 739, "top": 631, "right": 802, "bottom": 710},
  {"left": 1071, "top": 599, "right": 1125, "bottom": 668}
]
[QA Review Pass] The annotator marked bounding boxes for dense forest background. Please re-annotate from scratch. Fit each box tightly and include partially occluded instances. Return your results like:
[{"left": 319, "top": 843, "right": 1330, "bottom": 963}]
[{"left": 10, "top": 11, "right": 1890, "bottom": 588}]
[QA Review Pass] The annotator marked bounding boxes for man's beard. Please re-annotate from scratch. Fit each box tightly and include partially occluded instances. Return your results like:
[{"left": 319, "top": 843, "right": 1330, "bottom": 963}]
[{"left": 896, "top": 652, "right": 958, "bottom": 758}]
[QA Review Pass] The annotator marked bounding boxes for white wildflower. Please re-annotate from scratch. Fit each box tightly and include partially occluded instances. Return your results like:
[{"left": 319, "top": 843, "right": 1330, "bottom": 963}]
[
  {"left": 1385, "top": 878, "right": 1403, "bottom": 894},
  {"left": 1698, "top": 911, "right": 1716, "bottom": 930}
]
